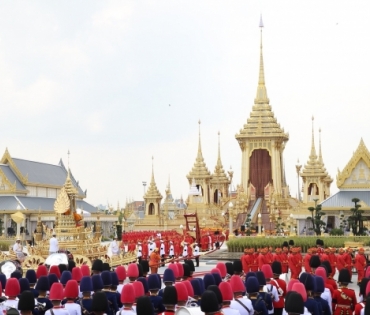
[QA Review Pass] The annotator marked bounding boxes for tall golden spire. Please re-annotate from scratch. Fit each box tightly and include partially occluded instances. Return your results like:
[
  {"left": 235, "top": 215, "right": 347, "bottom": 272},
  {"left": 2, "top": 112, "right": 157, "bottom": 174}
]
[
  {"left": 187, "top": 120, "right": 211, "bottom": 180},
  {"left": 309, "top": 116, "right": 317, "bottom": 163},
  {"left": 145, "top": 156, "right": 162, "bottom": 199},
  {"left": 211, "top": 131, "right": 229, "bottom": 183},
  {"left": 255, "top": 15, "right": 269, "bottom": 105}
]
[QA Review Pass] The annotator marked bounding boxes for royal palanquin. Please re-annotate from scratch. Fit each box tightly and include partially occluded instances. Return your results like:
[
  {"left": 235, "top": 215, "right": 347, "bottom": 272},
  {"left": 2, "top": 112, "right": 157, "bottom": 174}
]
[{"left": 10, "top": 172, "right": 136, "bottom": 271}]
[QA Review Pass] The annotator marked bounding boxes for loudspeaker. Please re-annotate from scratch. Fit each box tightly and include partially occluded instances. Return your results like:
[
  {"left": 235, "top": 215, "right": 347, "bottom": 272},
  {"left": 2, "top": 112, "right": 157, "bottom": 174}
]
[{"left": 240, "top": 225, "right": 245, "bottom": 232}]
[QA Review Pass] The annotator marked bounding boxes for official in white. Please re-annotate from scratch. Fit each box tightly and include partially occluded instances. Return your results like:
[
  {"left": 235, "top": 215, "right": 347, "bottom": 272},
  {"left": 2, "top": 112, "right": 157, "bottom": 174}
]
[
  {"left": 13, "top": 237, "right": 25, "bottom": 261},
  {"left": 110, "top": 237, "right": 120, "bottom": 256},
  {"left": 49, "top": 233, "right": 59, "bottom": 254}
]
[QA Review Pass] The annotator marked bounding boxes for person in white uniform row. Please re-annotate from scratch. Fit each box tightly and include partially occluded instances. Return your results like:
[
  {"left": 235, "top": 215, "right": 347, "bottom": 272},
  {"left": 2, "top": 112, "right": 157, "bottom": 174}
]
[{"left": 49, "top": 233, "right": 59, "bottom": 254}]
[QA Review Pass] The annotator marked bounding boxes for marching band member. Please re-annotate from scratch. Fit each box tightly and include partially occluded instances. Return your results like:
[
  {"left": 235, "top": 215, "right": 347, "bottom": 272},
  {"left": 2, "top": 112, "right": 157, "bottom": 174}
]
[
  {"left": 332, "top": 269, "right": 357, "bottom": 315},
  {"left": 159, "top": 286, "right": 177, "bottom": 315},
  {"left": 45, "top": 283, "right": 69, "bottom": 315},
  {"left": 79, "top": 276, "right": 93, "bottom": 315},
  {"left": 63, "top": 280, "right": 82, "bottom": 315},
  {"left": 355, "top": 248, "right": 367, "bottom": 284},
  {"left": 3, "top": 278, "right": 20, "bottom": 309}
]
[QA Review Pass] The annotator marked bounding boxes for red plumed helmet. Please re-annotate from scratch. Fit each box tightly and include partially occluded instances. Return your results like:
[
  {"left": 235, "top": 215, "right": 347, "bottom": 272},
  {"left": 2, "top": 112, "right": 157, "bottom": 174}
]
[
  {"left": 168, "top": 263, "right": 179, "bottom": 278},
  {"left": 182, "top": 280, "right": 194, "bottom": 297},
  {"left": 127, "top": 263, "right": 139, "bottom": 278},
  {"left": 121, "top": 284, "right": 135, "bottom": 304},
  {"left": 80, "top": 265, "right": 90, "bottom": 277},
  {"left": 5, "top": 278, "right": 20, "bottom": 297},
  {"left": 36, "top": 265, "right": 48, "bottom": 279},
  {"left": 211, "top": 268, "right": 221, "bottom": 275},
  {"left": 115, "top": 266, "right": 126, "bottom": 281},
  {"left": 229, "top": 275, "right": 245, "bottom": 293},
  {"left": 261, "top": 264, "right": 273, "bottom": 279},
  {"left": 175, "top": 282, "right": 188, "bottom": 302},
  {"left": 132, "top": 281, "right": 144, "bottom": 298},
  {"left": 72, "top": 267, "right": 82, "bottom": 282},
  {"left": 49, "top": 265, "right": 61, "bottom": 279},
  {"left": 216, "top": 263, "right": 227, "bottom": 278},
  {"left": 219, "top": 282, "right": 233, "bottom": 301},
  {"left": 49, "top": 283, "right": 64, "bottom": 300},
  {"left": 64, "top": 280, "right": 79, "bottom": 298},
  {"left": 176, "top": 263, "right": 184, "bottom": 278}
]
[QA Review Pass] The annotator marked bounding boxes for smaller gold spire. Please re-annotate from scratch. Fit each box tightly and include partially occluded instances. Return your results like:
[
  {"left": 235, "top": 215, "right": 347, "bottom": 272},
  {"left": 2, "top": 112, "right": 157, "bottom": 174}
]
[
  {"left": 309, "top": 116, "right": 317, "bottom": 163},
  {"left": 255, "top": 15, "right": 269, "bottom": 104}
]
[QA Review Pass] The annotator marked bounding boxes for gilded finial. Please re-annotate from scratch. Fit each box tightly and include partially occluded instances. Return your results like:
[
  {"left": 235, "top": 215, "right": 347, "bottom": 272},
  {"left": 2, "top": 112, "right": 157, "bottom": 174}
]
[
  {"left": 255, "top": 15, "right": 269, "bottom": 104},
  {"left": 309, "top": 116, "right": 317, "bottom": 162}
]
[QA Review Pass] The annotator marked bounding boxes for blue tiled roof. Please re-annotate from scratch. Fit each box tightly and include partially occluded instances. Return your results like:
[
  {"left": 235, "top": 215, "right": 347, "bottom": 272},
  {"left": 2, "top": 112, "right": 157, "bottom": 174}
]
[
  {"left": 320, "top": 190, "right": 370, "bottom": 207},
  {"left": 11, "top": 158, "right": 85, "bottom": 196}
]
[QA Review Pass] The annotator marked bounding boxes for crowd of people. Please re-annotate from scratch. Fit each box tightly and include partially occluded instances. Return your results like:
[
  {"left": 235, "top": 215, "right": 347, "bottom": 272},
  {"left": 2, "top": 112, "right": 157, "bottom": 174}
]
[{"left": 3, "top": 237, "right": 370, "bottom": 315}]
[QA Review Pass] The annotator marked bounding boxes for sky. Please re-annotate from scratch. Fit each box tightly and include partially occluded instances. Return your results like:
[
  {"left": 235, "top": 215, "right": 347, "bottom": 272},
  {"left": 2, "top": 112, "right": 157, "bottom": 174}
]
[{"left": 1, "top": 1, "right": 370, "bottom": 208}]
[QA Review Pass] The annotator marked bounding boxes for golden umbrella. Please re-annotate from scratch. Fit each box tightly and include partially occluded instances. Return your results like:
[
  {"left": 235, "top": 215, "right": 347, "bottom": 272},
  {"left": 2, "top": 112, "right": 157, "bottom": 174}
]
[{"left": 11, "top": 211, "right": 25, "bottom": 224}]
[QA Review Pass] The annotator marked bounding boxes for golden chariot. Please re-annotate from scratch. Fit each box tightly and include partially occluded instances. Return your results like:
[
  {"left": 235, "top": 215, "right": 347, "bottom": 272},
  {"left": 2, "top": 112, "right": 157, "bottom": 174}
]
[{"left": 4, "top": 172, "right": 136, "bottom": 272}]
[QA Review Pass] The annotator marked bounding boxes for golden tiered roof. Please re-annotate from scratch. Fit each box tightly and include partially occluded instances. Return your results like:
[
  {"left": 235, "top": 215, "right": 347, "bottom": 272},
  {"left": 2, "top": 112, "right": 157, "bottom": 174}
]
[
  {"left": 211, "top": 132, "right": 230, "bottom": 185},
  {"left": 235, "top": 22, "right": 288, "bottom": 142},
  {"left": 144, "top": 160, "right": 163, "bottom": 200},
  {"left": 300, "top": 117, "right": 332, "bottom": 183},
  {"left": 187, "top": 121, "right": 211, "bottom": 180},
  {"left": 337, "top": 138, "right": 370, "bottom": 189}
]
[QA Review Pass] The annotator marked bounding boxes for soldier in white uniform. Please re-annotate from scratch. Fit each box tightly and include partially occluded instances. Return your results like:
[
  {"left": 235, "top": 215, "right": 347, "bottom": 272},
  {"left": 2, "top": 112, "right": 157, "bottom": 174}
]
[
  {"left": 137, "top": 242, "right": 142, "bottom": 264},
  {"left": 182, "top": 242, "right": 188, "bottom": 258},
  {"left": 193, "top": 242, "right": 200, "bottom": 267},
  {"left": 168, "top": 241, "right": 174, "bottom": 258},
  {"left": 148, "top": 241, "right": 155, "bottom": 255},
  {"left": 160, "top": 240, "right": 166, "bottom": 267}
]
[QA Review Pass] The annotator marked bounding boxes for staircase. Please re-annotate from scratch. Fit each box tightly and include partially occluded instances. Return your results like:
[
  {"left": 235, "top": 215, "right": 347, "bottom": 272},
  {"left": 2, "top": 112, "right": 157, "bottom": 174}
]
[{"left": 249, "top": 197, "right": 263, "bottom": 223}]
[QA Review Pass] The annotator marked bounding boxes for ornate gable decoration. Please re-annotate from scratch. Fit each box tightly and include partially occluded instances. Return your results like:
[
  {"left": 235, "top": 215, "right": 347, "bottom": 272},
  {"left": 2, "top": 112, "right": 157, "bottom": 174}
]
[
  {"left": 337, "top": 139, "right": 370, "bottom": 189},
  {"left": 0, "top": 168, "right": 16, "bottom": 193},
  {"left": 0, "top": 148, "right": 29, "bottom": 185}
]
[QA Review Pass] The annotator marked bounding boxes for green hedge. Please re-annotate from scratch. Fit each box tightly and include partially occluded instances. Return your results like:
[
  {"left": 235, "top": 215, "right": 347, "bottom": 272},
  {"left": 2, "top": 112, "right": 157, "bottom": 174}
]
[{"left": 226, "top": 236, "right": 370, "bottom": 252}]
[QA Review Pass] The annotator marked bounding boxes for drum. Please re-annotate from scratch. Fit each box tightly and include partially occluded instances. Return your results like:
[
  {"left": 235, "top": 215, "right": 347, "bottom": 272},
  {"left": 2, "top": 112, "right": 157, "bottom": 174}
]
[
  {"left": 175, "top": 307, "right": 203, "bottom": 315},
  {"left": 45, "top": 253, "right": 69, "bottom": 266},
  {"left": 0, "top": 260, "right": 23, "bottom": 279}
]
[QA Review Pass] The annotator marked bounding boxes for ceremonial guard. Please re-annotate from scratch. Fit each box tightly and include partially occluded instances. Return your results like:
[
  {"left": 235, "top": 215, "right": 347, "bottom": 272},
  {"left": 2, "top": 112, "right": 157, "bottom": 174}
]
[
  {"left": 200, "top": 290, "right": 222, "bottom": 315},
  {"left": 45, "top": 283, "right": 69, "bottom": 315},
  {"left": 18, "top": 291, "right": 35, "bottom": 315},
  {"left": 229, "top": 275, "right": 253, "bottom": 315},
  {"left": 25, "top": 269, "right": 39, "bottom": 298},
  {"left": 3, "top": 278, "right": 20, "bottom": 309},
  {"left": 35, "top": 276, "right": 53, "bottom": 313},
  {"left": 328, "top": 247, "right": 337, "bottom": 278},
  {"left": 159, "top": 286, "right": 177, "bottom": 315},
  {"left": 285, "top": 292, "right": 304, "bottom": 315},
  {"left": 333, "top": 269, "right": 357, "bottom": 315},
  {"left": 117, "top": 284, "right": 136, "bottom": 315},
  {"left": 149, "top": 240, "right": 155, "bottom": 256},
  {"left": 64, "top": 280, "right": 81, "bottom": 315},
  {"left": 247, "top": 276, "right": 268, "bottom": 315},
  {"left": 313, "top": 276, "right": 331, "bottom": 315},
  {"left": 219, "top": 282, "right": 240, "bottom": 315},
  {"left": 137, "top": 242, "right": 142, "bottom": 264},
  {"left": 136, "top": 296, "right": 155, "bottom": 315},
  {"left": 101, "top": 271, "right": 119, "bottom": 315},
  {"left": 79, "top": 276, "right": 93, "bottom": 315},
  {"left": 182, "top": 242, "right": 188, "bottom": 258},
  {"left": 344, "top": 248, "right": 353, "bottom": 282},
  {"left": 91, "top": 292, "right": 109, "bottom": 315},
  {"left": 355, "top": 248, "right": 367, "bottom": 284},
  {"left": 168, "top": 241, "right": 174, "bottom": 259},
  {"left": 298, "top": 273, "right": 319, "bottom": 315},
  {"left": 288, "top": 247, "right": 302, "bottom": 279},
  {"left": 148, "top": 274, "right": 165, "bottom": 314},
  {"left": 192, "top": 242, "right": 200, "bottom": 267},
  {"left": 160, "top": 240, "right": 166, "bottom": 267}
]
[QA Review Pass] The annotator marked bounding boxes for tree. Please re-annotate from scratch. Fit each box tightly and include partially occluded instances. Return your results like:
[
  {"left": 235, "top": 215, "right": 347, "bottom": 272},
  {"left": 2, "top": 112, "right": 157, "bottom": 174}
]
[
  {"left": 348, "top": 198, "right": 367, "bottom": 236},
  {"left": 307, "top": 199, "right": 326, "bottom": 236}
]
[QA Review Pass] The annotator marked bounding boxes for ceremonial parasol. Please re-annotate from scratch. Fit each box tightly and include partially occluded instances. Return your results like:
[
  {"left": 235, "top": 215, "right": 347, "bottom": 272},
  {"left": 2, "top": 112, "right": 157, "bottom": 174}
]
[{"left": 11, "top": 211, "right": 25, "bottom": 224}]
